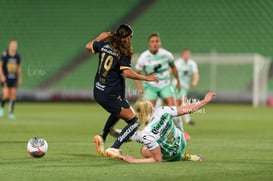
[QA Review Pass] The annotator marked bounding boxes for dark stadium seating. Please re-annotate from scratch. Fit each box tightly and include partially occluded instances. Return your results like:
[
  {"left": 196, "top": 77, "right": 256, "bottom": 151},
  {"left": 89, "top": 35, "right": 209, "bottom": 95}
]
[
  {"left": 57, "top": 0, "right": 273, "bottom": 91},
  {"left": 2, "top": 0, "right": 272, "bottom": 90},
  {"left": 0, "top": 0, "right": 139, "bottom": 89},
  {"left": 132, "top": 0, "right": 273, "bottom": 57}
]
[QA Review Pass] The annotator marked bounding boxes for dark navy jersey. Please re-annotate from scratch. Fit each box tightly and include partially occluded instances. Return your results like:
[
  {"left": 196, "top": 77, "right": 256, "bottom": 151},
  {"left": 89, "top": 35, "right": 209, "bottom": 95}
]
[
  {"left": 1, "top": 50, "right": 21, "bottom": 79},
  {"left": 92, "top": 41, "right": 131, "bottom": 97}
]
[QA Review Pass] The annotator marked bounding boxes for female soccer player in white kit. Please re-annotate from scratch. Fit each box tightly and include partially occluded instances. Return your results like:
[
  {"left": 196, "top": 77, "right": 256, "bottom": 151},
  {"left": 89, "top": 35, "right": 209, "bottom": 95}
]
[
  {"left": 134, "top": 33, "right": 192, "bottom": 140},
  {"left": 173, "top": 49, "right": 199, "bottom": 125},
  {"left": 121, "top": 92, "right": 215, "bottom": 163},
  {"left": 135, "top": 33, "right": 180, "bottom": 106}
]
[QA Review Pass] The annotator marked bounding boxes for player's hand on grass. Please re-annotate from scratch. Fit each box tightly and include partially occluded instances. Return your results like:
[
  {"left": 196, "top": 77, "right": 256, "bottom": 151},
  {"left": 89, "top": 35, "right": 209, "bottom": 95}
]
[
  {"left": 204, "top": 92, "right": 216, "bottom": 103},
  {"left": 121, "top": 155, "right": 136, "bottom": 163},
  {"left": 145, "top": 74, "right": 158, "bottom": 82}
]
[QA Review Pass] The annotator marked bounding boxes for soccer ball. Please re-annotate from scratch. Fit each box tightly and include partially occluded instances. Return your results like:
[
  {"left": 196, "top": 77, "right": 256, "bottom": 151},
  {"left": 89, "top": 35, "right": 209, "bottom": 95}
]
[{"left": 27, "top": 137, "right": 48, "bottom": 158}]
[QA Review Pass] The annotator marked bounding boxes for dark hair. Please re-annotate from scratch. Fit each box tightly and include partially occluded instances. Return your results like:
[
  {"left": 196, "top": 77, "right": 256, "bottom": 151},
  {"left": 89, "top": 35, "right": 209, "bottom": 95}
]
[
  {"left": 105, "top": 24, "right": 133, "bottom": 58},
  {"left": 148, "top": 33, "right": 160, "bottom": 41}
]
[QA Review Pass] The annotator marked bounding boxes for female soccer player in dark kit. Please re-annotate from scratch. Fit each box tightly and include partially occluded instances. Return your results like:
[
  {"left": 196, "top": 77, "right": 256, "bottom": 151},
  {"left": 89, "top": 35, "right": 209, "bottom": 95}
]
[
  {"left": 0, "top": 40, "right": 22, "bottom": 119},
  {"left": 86, "top": 24, "right": 157, "bottom": 158}
]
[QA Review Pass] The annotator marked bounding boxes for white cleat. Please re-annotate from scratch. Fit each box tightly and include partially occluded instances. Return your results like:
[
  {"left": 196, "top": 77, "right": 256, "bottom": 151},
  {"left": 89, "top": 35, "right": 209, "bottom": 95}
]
[{"left": 104, "top": 148, "right": 122, "bottom": 159}]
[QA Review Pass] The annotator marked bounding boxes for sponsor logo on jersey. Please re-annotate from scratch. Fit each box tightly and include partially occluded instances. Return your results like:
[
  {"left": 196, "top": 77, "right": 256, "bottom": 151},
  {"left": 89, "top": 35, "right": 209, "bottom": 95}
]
[
  {"left": 118, "top": 122, "right": 139, "bottom": 142},
  {"left": 172, "top": 136, "right": 181, "bottom": 155},
  {"left": 95, "top": 81, "right": 106, "bottom": 91},
  {"left": 152, "top": 115, "right": 167, "bottom": 134},
  {"left": 101, "top": 47, "right": 119, "bottom": 57}
]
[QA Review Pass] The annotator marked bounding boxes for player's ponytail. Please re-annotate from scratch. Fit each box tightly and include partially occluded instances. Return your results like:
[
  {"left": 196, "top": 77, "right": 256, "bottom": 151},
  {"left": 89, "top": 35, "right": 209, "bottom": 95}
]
[
  {"left": 105, "top": 24, "right": 133, "bottom": 58},
  {"left": 134, "top": 99, "right": 153, "bottom": 127}
]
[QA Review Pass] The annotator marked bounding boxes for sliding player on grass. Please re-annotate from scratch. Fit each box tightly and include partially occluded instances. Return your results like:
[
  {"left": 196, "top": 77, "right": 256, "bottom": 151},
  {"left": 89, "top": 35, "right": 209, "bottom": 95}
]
[
  {"left": 0, "top": 40, "right": 22, "bottom": 119},
  {"left": 86, "top": 24, "right": 157, "bottom": 158},
  {"left": 121, "top": 92, "right": 215, "bottom": 163}
]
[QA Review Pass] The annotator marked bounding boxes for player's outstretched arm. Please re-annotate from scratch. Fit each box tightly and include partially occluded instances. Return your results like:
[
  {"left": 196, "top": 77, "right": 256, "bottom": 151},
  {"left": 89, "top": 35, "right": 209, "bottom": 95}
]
[
  {"left": 123, "top": 69, "right": 158, "bottom": 82},
  {"left": 0, "top": 61, "right": 6, "bottom": 83},
  {"left": 177, "top": 92, "right": 215, "bottom": 116},
  {"left": 134, "top": 69, "right": 144, "bottom": 94},
  {"left": 121, "top": 146, "right": 162, "bottom": 163},
  {"left": 18, "top": 65, "right": 22, "bottom": 85},
  {"left": 85, "top": 32, "right": 112, "bottom": 52},
  {"left": 190, "top": 72, "right": 199, "bottom": 88}
]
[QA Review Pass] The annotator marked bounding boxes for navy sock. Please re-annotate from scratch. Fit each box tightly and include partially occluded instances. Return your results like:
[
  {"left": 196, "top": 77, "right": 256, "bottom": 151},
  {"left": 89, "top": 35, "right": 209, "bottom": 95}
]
[
  {"left": 101, "top": 114, "right": 119, "bottom": 141},
  {"left": 111, "top": 117, "right": 139, "bottom": 149}
]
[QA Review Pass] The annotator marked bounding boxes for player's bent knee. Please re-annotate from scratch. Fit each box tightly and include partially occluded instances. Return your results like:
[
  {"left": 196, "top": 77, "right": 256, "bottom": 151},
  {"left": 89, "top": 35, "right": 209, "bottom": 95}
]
[
  {"left": 165, "top": 97, "right": 176, "bottom": 106},
  {"left": 119, "top": 107, "right": 136, "bottom": 121},
  {"left": 141, "top": 146, "right": 152, "bottom": 158}
]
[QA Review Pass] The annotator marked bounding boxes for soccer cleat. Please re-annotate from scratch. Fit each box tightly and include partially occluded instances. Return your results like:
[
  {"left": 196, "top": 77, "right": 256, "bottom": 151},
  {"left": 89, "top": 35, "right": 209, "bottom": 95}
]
[
  {"left": 104, "top": 148, "right": 122, "bottom": 159},
  {"left": 183, "top": 131, "right": 191, "bottom": 141},
  {"left": 8, "top": 113, "right": 15, "bottom": 119},
  {"left": 93, "top": 135, "right": 105, "bottom": 156},
  {"left": 182, "top": 152, "right": 205, "bottom": 162},
  {"left": 0, "top": 108, "right": 4, "bottom": 117}
]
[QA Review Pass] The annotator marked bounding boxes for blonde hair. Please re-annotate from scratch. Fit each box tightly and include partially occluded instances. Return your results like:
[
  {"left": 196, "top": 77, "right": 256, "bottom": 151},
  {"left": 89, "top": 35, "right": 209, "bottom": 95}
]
[{"left": 134, "top": 99, "right": 153, "bottom": 126}]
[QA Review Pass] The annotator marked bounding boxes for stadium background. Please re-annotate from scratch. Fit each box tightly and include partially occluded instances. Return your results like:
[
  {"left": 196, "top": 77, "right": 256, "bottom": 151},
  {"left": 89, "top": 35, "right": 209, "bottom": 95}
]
[
  {"left": 0, "top": 1, "right": 273, "bottom": 181},
  {"left": 0, "top": 0, "right": 272, "bottom": 104}
]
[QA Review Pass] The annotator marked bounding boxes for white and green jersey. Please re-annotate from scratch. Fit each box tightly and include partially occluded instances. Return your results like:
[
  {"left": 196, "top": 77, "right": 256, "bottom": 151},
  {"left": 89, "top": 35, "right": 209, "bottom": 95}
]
[
  {"left": 136, "top": 48, "right": 175, "bottom": 88},
  {"left": 131, "top": 106, "right": 186, "bottom": 161},
  {"left": 173, "top": 58, "right": 198, "bottom": 90}
]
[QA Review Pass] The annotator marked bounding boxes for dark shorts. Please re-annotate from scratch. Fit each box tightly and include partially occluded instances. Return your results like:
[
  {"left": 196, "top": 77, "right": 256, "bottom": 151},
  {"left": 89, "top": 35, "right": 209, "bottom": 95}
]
[
  {"left": 94, "top": 91, "right": 130, "bottom": 115},
  {"left": 1, "top": 79, "right": 17, "bottom": 88}
]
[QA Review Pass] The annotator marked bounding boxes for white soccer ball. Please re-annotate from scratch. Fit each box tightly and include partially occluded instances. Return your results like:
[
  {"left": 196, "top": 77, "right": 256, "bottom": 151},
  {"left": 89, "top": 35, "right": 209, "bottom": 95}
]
[{"left": 27, "top": 137, "right": 48, "bottom": 158}]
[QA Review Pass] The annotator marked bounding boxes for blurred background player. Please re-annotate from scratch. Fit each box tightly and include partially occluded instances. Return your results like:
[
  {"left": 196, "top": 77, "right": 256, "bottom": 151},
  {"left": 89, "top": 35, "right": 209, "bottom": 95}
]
[
  {"left": 173, "top": 49, "right": 199, "bottom": 125},
  {"left": 0, "top": 40, "right": 22, "bottom": 119},
  {"left": 135, "top": 33, "right": 191, "bottom": 139},
  {"left": 135, "top": 33, "right": 180, "bottom": 107},
  {"left": 86, "top": 24, "right": 157, "bottom": 159}
]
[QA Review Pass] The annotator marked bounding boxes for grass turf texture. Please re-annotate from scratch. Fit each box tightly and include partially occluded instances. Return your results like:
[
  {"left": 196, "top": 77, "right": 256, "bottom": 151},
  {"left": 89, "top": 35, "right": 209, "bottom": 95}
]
[{"left": 0, "top": 103, "right": 272, "bottom": 181}]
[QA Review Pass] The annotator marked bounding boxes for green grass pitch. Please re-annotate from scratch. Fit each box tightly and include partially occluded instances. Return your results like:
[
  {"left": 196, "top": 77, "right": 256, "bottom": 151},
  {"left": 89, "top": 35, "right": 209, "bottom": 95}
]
[{"left": 0, "top": 103, "right": 272, "bottom": 181}]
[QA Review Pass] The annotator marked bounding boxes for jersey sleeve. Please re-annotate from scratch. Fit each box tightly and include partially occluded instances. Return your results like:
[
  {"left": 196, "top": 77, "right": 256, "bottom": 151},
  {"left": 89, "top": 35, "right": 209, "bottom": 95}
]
[
  {"left": 17, "top": 54, "right": 21, "bottom": 65},
  {"left": 143, "top": 134, "right": 160, "bottom": 151},
  {"left": 174, "top": 59, "right": 180, "bottom": 69},
  {"left": 135, "top": 53, "right": 145, "bottom": 71},
  {"left": 130, "top": 130, "right": 159, "bottom": 151},
  {"left": 192, "top": 61, "right": 198, "bottom": 73},
  {"left": 120, "top": 55, "right": 131, "bottom": 70},
  {"left": 167, "top": 51, "right": 175, "bottom": 67},
  {"left": 1, "top": 51, "right": 6, "bottom": 62},
  {"left": 91, "top": 41, "right": 105, "bottom": 54},
  {"left": 130, "top": 131, "right": 143, "bottom": 142},
  {"left": 158, "top": 106, "right": 178, "bottom": 117}
]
